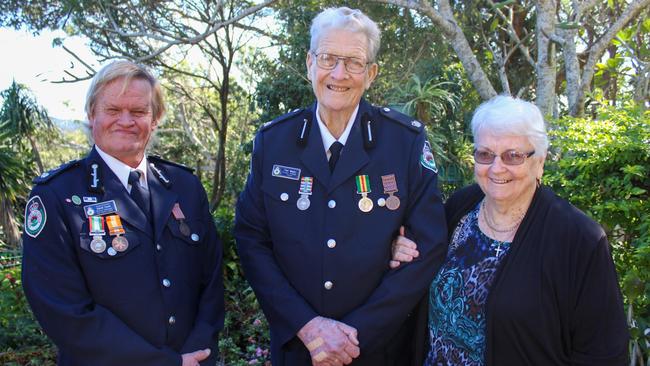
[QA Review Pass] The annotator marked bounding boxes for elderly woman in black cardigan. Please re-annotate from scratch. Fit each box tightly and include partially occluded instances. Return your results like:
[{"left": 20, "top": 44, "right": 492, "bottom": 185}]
[{"left": 391, "top": 95, "right": 629, "bottom": 365}]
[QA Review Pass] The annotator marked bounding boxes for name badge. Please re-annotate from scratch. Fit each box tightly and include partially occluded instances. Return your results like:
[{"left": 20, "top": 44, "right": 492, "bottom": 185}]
[
  {"left": 271, "top": 164, "right": 301, "bottom": 180},
  {"left": 84, "top": 200, "right": 118, "bottom": 217}
]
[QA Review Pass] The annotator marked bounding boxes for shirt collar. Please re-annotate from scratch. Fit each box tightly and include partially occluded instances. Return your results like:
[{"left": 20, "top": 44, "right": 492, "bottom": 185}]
[
  {"left": 95, "top": 145, "right": 149, "bottom": 190},
  {"left": 316, "top": 104, "right": 359, "bottom": 158}
]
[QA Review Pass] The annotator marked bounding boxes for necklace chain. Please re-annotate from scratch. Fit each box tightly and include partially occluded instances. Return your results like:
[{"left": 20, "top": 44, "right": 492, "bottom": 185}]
[{"left": 481, "top": 200, "right": 525, "bottom": 233}]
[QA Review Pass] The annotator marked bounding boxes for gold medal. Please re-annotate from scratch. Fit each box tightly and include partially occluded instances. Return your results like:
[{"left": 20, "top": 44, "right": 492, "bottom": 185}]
[
  {"left": 111, "top": 235, "right": 129, "bottom": 252},
  {"left": 355, "top": 175, "right": 373, "bottom": 213},
  {"left": 358, "top": 196, "right": 374, "bottom": 212}
]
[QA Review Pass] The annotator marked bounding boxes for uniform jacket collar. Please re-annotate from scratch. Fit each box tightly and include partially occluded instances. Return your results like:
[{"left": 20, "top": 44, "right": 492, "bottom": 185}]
[
  {"left": 299, "top": 100, "right": 371, "bottom": 194},
  {"left": 85, "top": 147, "right": 178, "bottom": 241}
]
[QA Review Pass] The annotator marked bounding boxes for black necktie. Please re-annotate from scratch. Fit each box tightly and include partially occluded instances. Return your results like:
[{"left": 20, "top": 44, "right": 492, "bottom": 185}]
[
  {"left": 329, "top": 141, "right": 344, "bottom": 173},
  {"left": 128, "top": 170, "right": 151, "bottom": 218}
]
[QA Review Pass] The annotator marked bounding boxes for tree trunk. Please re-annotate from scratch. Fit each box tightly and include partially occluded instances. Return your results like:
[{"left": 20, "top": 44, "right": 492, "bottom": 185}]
[
  {"left": 633, "top": 62, "right": 649, "bottom": 109},
  {"left": 27, "top": 134, "right": 45, "bottom": 173},
  {"left": 535, "top": 0, "right": 557, "bottom": 117},
  {"left": 576, "top": 0, "right": 650, "bottom": 116},
  {"left": 437, "top": 0, "right": 497, "bottom": 101},
  {"left": 0, "top": 197, "right": 22, "bottom": 249}
]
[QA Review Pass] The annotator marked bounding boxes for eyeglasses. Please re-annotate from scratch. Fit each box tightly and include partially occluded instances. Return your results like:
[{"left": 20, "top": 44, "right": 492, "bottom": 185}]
[
  {"left": 311, "top": 52, "right": 370, "bottom": 74},
  {"left": 473, "top": 149, "right": 535, "bottom": 165}
]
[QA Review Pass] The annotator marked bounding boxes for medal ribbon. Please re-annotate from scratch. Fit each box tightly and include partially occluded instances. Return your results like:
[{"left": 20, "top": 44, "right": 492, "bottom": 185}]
[
  {"left": 88, "top": 216, "right": 105, "bottom": 236},
  {"left": 299, "top": 177, "right": 313, "bottom": 195},
  {"left": 381, "top": 174, "right": 398, "bottom": 193},
  {"left": 355, "top": 175, "right": 371, "bottom": 194},
  {"left": 106, "top": 215, "right": 125, "bottom": 236}
]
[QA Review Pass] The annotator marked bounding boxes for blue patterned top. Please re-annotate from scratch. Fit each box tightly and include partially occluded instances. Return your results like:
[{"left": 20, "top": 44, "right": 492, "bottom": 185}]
[{"left": 424, "top": 203, "right": 511, "bottom": 366}]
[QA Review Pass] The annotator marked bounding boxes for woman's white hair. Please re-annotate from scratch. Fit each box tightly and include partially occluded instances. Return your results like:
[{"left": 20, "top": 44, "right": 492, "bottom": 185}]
[
  {"left": 310, "top": 7, "right": 381, "bottom": 62},
  {"left": 471, "top": 95, "right": 549, "bottom": 156}
]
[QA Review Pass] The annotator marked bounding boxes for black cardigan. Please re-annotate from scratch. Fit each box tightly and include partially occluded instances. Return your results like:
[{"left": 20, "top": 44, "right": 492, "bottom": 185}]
[{"left": 412, "top": 184, "right": 629, "bottom": 366}]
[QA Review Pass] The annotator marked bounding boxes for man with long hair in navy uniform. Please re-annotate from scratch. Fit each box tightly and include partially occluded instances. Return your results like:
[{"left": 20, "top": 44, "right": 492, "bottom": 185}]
[{"left": 22, "top": 60, "right": 224, "bottom": 366}]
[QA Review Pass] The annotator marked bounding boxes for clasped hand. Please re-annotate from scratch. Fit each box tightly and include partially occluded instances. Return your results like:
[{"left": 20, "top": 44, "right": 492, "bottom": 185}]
[{"left": 298, "top": 316, "right": 360, "bottom": 366}]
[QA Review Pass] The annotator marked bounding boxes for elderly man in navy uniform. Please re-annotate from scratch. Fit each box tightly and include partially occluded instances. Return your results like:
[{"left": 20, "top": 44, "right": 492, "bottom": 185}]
[
  {"left": 21, "top": 61, "right": 224, "bottom": 366},
  {"left": 234, "top": 7, "right": 447, "bottom": 366}
]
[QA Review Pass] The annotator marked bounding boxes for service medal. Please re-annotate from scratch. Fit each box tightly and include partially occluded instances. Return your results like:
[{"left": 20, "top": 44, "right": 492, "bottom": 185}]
[
  {"left": 355, "top": 175, "right": 373, "bottom": 213},
  {"left": 381, "top": 174, "right": 401, "bottom": 211},
  {"left": 111, "top": 235, "right": 129, "bottom": 252},
  {"left": 296, "top": 177, "right": 313, "bottom": 211},
  {"left": 179, "top": 222, "right": 191, "bottom": 236},
  {"left": 172, "top": 203, "right": 191, "bottom": 236},
  {"left": 90, "top": 237, "right": 107, "bottom": 253},
  {"left": 88, "top": 216, "right": 107, "bottom": 253}
]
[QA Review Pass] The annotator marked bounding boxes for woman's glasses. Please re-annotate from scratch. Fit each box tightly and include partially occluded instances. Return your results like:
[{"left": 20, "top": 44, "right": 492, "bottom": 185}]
[{"left": 473, "top": 149, "right": 535, "bottom": 165}]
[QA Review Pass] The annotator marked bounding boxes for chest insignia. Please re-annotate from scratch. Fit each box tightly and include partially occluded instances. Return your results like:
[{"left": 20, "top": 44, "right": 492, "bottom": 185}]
[
  {"left": 83, "top": 200, "right": 118, "bottom": 218},
  {"left": 272, "top": 164, "right": 301, "bottom": 180}
]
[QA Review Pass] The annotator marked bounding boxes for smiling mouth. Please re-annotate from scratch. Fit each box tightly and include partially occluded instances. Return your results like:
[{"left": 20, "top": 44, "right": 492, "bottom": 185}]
[
  {"left": 490, "top": 178, "right": 511, "bottom": 184},
  {"left": 327, "top": 85, "right": 349, "bottom": 92}
]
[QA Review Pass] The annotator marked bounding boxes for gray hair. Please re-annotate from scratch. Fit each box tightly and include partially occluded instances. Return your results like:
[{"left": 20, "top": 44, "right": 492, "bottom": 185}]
[
  {"left": 85, "top": 60, "right": 165, "bottom": 121},
  {"left": 310, "top": 7, "right": 381, "bottom": 62},
  {"left": 471, "top": 95, "right": 549, "bottom": 156}
]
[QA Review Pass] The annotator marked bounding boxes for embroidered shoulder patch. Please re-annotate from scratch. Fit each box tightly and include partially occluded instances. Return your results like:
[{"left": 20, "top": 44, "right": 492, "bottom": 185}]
[
  {"left": 24, "top": 196, "right": 47, "bottom": 238},
  {"left": 420, "top": 141, "right": 438, "bottom": 173}
]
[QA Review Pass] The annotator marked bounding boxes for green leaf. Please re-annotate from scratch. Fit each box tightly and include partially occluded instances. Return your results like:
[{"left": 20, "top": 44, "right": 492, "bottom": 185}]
[{"left": 556, "top": 22, "right": 581, "bottom": 30}]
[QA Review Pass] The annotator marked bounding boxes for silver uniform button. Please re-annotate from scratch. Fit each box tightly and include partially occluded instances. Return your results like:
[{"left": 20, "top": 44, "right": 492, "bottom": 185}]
[
  {"left": 383, "top": 107, "right": 390, "bottom": 112},
  {"left": 168, "top": 316, "right": 176, "bottom": 325},
  {"left": 156, "top": 244, "right": 162, "bottom": 251},
  {"left": 377, "top": 198, "right": 386, "bottom": 207},
  {"left": 280, "top": 193, "right": 289, "bottom": 201},
  {"left": 162, "top": 279, "right": 171, "bottom": 287},
  {"left": 107, "top": 247, "right": 117, "bottom": 256},
  {"left": 324, "top": 281, "right": 333, "bottom": 290},
  {"left": 411, "top": 120, "right": 422, "bottom": 128},
  {"left": 191, "top": 233, "right": 200, "bottom": 242},
  {"left": 327, "top": 239, "right": 336, "bottom": 248},
  {"left": 328, "top": 200, "right": 336, "bottom": 208}
]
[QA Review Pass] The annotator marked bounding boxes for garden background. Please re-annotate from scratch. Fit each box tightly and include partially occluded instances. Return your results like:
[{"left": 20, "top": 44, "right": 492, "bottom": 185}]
[{"left": 0, "top": 1, "right": 648, "bottom": 365}]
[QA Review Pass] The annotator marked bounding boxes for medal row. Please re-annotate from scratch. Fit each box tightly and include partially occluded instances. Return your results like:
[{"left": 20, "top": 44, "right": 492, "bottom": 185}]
[{"left": 292, "top": 174, "right": 401, "bottom": 213}]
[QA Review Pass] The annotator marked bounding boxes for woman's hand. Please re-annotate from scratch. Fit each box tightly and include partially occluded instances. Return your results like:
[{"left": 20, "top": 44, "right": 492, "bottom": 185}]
[{"left": 389, "top": 226, "right": 419, "bottom": 269}]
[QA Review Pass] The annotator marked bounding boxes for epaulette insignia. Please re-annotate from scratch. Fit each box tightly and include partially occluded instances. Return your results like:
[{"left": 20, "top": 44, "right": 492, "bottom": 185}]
[
  {"left": 378, "top": 106, "right": 423, "bottom": 133},
  {"left": 33, "top": 160, "right": 81, "bottom": 184},
  {"left": 261, "top": 108, "right": 305, "bottom": 131},
  {"left": 148, "top": 155, "right": 194, "bottom": 173}
]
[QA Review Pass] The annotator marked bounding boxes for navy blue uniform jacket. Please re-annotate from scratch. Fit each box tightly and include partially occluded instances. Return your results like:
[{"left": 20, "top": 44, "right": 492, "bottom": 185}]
[
  {"left": 22, "top": 147, "right": 224, "bottom": 366},
  {"left": 234, "top": 99, "right": 448, "bottom": 364}
]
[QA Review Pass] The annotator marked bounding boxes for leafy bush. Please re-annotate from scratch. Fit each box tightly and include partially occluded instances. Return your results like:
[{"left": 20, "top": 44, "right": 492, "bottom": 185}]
[
  {"left": 0, "top": 265, "right": 56, "bottom": 365},
  {"left": 544, "top": 102, "right": 650, "bottom": 361}
]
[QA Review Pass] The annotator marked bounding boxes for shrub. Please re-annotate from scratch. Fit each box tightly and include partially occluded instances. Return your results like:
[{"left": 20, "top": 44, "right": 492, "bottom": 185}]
[{"left": 544, "top": 102, "right": 650, "bottom": 361}]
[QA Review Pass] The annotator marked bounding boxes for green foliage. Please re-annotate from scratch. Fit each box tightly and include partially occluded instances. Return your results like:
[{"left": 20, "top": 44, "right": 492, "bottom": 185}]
[
  {"left": 544, "top": 102, "right": 650, "bottom": 356},
  {"left": 0, "top": 265, "right": 56, "bottom": 365}
]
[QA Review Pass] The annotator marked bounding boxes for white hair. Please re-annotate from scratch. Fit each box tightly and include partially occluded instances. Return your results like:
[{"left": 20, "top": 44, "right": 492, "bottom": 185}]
[
  {"left": 310, "top": 7, "right": 381, "bottom": 62},
  {"left": 471, "top": 95, "right": 549, "bottom": 156}
]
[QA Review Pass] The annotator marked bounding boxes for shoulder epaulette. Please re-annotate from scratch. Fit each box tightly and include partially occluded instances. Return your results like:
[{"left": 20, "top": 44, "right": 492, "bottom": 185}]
[
  {"left": 260, "top": 108, "right": 305, "bottom": 131},
  {"left": 148, "top": 155, "right": 195, "bottom": 173},
  {"left": 377, "top": 106, "right": 423, "bottom": 133},
  {"left": 33, "top": 159, "right": 81, "bottom": 184}
]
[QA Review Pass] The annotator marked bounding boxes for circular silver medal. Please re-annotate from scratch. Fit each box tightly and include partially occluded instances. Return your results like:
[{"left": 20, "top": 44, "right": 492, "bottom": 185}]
[
  {"left": 297, "top": 196, "right": 310, "bottom": 211},
  {"left": 90, "top": 237, "right": 107, "bottom": 253},
  {"left": 386, "top": 195, "right": 401, "bottom": 211},
  {"left": 358, "top": 196, "right": 374, "bottom": 213},
  {"left": 112, "top": 236, "right": 129, "bottom": 252}
]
